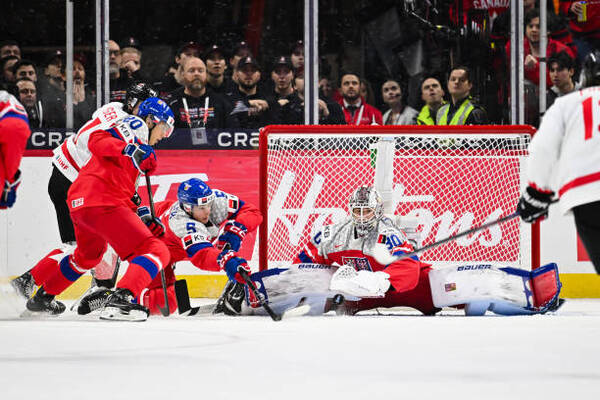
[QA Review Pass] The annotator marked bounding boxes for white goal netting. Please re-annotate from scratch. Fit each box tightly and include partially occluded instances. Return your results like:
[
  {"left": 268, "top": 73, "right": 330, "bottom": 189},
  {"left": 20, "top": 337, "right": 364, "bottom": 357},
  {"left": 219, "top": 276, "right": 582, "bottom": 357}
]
[{"left": 260, "top": 127, "right": 533, "bottom": 270}]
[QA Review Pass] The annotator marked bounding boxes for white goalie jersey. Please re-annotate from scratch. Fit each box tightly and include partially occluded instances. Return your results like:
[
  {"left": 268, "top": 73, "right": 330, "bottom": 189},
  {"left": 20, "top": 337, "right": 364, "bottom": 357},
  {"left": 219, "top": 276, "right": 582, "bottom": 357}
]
[{"left": 52, "top": 102, "right": 129, "bottom": 182}]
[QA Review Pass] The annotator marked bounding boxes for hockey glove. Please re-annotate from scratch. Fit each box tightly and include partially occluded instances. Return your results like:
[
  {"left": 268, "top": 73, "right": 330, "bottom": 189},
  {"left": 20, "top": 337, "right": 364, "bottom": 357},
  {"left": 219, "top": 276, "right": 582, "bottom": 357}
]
[
  {"left": 122, "top": 143, "right": 157, "bottom": 174},
  {"left": 517, "top": 185, "right": 555, "bottom": 223},
  {"left": 216, "top": 221, "right": 248, "bottom": 251},
  {"left": 137, "top": 206, "right": 165, "bottom": 236},
  {"left": 217, "top": 250, "right": 250, "bottom": 284},
  {"left": 0, "top": 170, "right": 22, "bottom": 209}
]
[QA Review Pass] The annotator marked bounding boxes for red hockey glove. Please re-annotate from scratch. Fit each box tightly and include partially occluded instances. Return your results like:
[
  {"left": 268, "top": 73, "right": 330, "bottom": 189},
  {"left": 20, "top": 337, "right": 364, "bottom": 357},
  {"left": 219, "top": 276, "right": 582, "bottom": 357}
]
[
  {"left": 0, "top": 169, "right": 22, "bottom": 209},
  {"left": 216, "top": 221, "right": 248, "bottom": 251},
  {"left": 137, "top": 206, "right": 165, "bottom": 236},
  {"left": 217, "top": 250, "right": 251, "bottom": 284},
  {"left": 123, "top": 143, "right": 157, "bottom": 174},
  {"left": 517, "top": 185, "right": 555, "bottom": 223}
]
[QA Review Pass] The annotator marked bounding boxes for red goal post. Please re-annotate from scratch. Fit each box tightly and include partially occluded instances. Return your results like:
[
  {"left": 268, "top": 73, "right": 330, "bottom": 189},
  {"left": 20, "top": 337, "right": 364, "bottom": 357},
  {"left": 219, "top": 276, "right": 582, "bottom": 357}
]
[{"left": 259, "top": 125, "right": 538, "bottom": 272}]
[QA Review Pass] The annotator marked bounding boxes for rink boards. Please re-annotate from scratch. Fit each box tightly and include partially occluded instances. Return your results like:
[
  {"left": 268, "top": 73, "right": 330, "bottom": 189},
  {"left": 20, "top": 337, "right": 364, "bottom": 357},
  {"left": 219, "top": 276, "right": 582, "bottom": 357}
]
[{"left": 1, "top": 150, "right": 600, "bottom": 298}]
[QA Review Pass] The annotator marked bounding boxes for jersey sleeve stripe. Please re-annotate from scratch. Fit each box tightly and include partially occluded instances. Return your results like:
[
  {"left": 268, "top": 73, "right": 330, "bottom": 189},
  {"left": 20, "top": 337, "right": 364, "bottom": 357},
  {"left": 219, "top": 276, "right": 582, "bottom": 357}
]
[
  {"left": 0, "top": 110, "right": 29, "bottom": 124},
  {"left": 106, "top": 127, "right": 126, "bottom": 142},
  {"left": 185, "top": 242, "right": 212, "bottom": 257}
]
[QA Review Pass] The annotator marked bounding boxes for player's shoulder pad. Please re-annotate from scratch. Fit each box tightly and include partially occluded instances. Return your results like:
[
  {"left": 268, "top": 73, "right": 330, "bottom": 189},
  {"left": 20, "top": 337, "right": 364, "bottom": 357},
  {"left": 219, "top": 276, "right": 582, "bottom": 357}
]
[
  {"left": 167, "top": 201, "right": 210, "bottom": 239},
  {"left": 114, "top": 115, "right": 149, "bottom": 144}
]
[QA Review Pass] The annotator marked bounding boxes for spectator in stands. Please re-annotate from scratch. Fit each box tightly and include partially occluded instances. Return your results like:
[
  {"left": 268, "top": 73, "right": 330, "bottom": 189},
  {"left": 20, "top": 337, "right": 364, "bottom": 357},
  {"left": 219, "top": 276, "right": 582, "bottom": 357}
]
[
  {"left": 167, "top": 56, "right": 235, "bottom": 129},
  {"left": 319, "top": 76, "right": 333, "bottom": 100},
  {"left": 15, "top": 78, "right": 43, "bottom": 128},
  {"left": 155, "top": 41, "right": 202, "bottom": 98},
  {"left": 381, "top": 78, "right": 418, "bottom": 125},
  {"left": 120, "top": 46, "right": 143, "bottom": 80},
  {"left": 0, "top": 40, "right": 21, "bottom": 59},
  {"left": 437, "top": 66, "right": 488, "bottom": 125},
  {"left": 360, "top": 78, "right": 376, "bottom": 109},
  {"left": 560, "top": 0, "right": 600, "bottom": 64},
  {"left": 0, "top": 55, "right": 19, "bottom": 90},
  {"left": 417, "top": 76, "right": 446, "bottom": 125},
  {"left": 270, "top": 56, "right": 303, "bottom": 124},
  {"left": 44, "top": 55, "right": 95, "bottom": 130},
  {"left": 294, "top": 75, "right": 346, "bottom": 125},
  {"left": 228, "top": 41, "right": 252, "bottom": 82},
  {"left": 290, "top": 40, "right": 304, "bottom": 77},
  {"left": 203, "top": 44, "right": 235, "bottom": 96},
  {"left": 338, "top": 72, "right": 382, "bottom": 125},
  {"left": 226, "top": 56, "right": 278, "bottom": 129},
  {"left": 547, "top": 51, "right": 580, "bottom": 108},
  {"left": 13, "top": 59, "right": 37, "bottom": 83},
  {"left": 506, "top": 9, "right": 575, "bottom": 89}
]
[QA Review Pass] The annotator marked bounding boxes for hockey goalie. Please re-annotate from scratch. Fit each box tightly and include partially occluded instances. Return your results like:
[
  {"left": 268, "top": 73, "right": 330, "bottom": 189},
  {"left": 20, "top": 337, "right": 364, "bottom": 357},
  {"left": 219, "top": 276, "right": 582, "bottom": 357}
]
[{"left": 221, "top": 186, "right": 563, "bottom": 317}]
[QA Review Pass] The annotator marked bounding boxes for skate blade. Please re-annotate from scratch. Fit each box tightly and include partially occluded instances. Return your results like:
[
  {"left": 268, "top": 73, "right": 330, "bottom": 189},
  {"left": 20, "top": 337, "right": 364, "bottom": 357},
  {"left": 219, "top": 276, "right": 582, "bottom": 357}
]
[{"left": 99, "top": 306, "right": 148, "bottom": 322}]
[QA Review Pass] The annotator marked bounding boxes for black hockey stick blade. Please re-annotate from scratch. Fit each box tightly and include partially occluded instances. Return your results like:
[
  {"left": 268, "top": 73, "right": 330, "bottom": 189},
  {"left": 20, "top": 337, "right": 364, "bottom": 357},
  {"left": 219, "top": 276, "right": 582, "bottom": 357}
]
[
  {"left": 174, "top": 279, "right": 191, "bottom": 315},
  {"left": 145, "top": 173, "right": 170, "bottom": 317},
  {"left": 238, "top": 269, "right": 281, "bottom": 321}
]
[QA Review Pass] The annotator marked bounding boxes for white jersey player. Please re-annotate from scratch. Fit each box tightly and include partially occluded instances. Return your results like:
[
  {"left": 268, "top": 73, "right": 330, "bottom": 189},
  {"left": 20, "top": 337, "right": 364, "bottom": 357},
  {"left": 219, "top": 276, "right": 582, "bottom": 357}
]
[{"left": 518, "top": 50, "right": 600, "bottom": 273}]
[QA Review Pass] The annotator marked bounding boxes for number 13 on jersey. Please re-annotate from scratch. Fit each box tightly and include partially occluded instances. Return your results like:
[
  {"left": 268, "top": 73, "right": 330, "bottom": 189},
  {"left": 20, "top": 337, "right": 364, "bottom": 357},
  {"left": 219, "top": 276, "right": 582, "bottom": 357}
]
[{"left": 582, "top": 96, "right": 600, "bottom": 140}]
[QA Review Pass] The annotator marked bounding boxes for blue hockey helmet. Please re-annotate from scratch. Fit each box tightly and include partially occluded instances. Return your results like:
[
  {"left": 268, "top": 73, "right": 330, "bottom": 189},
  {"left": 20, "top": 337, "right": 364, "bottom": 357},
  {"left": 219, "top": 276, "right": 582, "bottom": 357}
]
[
  {"left": 137, "top": 97, "right": 175, "bottom": 138},
  {"left": 178, "top": 178, "right": 215, "bottom": 213}
]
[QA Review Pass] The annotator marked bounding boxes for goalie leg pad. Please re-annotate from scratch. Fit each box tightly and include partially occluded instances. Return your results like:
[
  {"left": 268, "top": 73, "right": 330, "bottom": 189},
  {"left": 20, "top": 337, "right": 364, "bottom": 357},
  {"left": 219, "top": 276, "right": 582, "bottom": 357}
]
[{"left": 429, "top": 263, "right": 562, "bottom": 315}]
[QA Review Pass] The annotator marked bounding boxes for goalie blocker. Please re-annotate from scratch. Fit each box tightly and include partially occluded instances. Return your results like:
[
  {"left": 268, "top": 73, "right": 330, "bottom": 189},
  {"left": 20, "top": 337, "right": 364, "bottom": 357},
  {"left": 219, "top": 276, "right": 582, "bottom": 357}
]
[{"left": 238, "top": 262, "right": 562, "bottom": 316}]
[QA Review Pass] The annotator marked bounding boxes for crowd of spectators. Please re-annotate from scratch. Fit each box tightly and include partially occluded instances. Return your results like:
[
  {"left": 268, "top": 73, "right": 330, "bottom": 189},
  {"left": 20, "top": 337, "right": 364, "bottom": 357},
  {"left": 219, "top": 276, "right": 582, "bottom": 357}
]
[{"left": 0, "top": 1, "right": 598, "bottom": 133}]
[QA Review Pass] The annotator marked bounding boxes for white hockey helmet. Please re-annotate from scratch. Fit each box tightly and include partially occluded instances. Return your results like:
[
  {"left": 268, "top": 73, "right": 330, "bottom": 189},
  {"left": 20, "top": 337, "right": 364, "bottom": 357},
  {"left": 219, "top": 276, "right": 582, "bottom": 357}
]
[{"left": 348, "top": 186, "right": 383, "bottom": 236}]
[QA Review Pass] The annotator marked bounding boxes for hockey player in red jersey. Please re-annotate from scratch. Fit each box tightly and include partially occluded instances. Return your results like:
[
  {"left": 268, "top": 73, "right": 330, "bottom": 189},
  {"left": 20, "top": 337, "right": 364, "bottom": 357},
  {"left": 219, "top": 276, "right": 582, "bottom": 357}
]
[
  {"left": 22, "top": 97, "right": 175, "bottom": 321},
  {"left": 0, "top": 90, "right": 31, "bottom": 210},
  {"left": 10, "top": 83, "right": 159, "bottom": 301},
  {"left": 78, "top": 177, "right": 262, "bottom": 316}
]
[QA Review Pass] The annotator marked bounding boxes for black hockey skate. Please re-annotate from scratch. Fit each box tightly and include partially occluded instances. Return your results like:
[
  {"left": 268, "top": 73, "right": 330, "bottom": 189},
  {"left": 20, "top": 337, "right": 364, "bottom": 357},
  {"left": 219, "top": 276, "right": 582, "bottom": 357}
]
[
  {"left": 213, "top": 280, "right": 245, "bottom": 316},
  {"left": 10, "top": 270, "right": 37, "bottom": 300},
  {"left": 25, "top": 287, "right": 66, "bottom": 315},
  {"left": 77, "top": 287, "right": 112, "bottom": 315},
  {"left": 100, "top": 288, "right": 149, "bottom": 322}
]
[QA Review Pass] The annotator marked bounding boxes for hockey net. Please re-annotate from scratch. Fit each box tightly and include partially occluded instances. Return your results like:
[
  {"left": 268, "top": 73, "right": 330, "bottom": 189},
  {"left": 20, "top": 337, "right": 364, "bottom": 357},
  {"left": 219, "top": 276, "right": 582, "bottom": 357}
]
[{"left": 259, "top": 125, "right": 536, "bottom": 271}]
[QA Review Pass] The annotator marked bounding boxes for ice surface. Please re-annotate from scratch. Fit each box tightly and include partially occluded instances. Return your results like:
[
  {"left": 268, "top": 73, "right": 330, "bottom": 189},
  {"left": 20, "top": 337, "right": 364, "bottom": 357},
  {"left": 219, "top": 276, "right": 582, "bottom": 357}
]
[{"left": 1, "top": 299, "right": 599, "bottom": 400}]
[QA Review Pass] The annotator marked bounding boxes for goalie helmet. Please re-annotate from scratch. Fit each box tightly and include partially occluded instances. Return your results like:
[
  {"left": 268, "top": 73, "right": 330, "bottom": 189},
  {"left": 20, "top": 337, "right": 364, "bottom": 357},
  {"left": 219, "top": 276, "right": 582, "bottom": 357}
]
[
  {"left": 348, "top": 186, "right": 383, "bottom": 236},
  {"left": 125, "top": 82, "right": 158, "bottom": 114},
  {"left": 178, "top": 178, "right": 215, "bottom": 214}
]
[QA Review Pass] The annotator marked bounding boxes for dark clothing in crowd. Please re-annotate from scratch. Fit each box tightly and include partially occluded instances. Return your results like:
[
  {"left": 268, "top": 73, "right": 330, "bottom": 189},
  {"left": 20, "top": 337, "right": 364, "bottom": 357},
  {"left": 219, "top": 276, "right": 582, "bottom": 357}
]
[
  {"left": 226, "top": 86, "right": 280, "bottom": 129},
  {"left": 167, "top": 87, "right": 238, "bottom": 129}
]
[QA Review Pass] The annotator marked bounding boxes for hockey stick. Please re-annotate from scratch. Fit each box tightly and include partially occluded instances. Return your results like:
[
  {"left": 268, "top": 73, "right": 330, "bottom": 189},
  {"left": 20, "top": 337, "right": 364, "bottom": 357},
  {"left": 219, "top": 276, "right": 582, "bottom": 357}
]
[
  {"left": 145, "top": 173, "right": 170, "bottom": 317},
  {"left": 375, "top": 206, "right": 555, "bottom": 264},
  {"left": 238, "top": 268, "right": 282, "bottom": 321}
]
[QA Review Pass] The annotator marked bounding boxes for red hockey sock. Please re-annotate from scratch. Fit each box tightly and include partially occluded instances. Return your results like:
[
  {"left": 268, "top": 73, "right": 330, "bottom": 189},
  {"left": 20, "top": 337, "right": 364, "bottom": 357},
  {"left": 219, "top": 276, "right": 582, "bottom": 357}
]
[
  {"left": 117, "top": 255, "right": 160, "bottom": 298},
  {"left": 43, "top": 255, "right": 85, "bottom": 296},
  {"left": 30, "top": 248, "right": 65, "bottom": 286}
]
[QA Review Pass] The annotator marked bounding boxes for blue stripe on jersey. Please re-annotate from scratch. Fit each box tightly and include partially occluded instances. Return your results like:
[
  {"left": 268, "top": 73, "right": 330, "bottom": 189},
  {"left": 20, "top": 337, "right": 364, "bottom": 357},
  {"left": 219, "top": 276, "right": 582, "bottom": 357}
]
[
  {"left": 297, "top": 251, "right": 313, "bottom": 263},
  {"left": 130, "top": 256, "right": 159, "bottom": 279},
  {"left": 59, "top": 255, "right": 84, "bottom": 282},
  {"left": 186, "top": 242, "right": 212, "bottom": 257},
  {"left": 106, "top": 127, "right": 124, "bottom": 141},
  {"left": 1, "top": 111, "right": 29, "bottom": 124},
  {"left": 391, "top": 250, "right": 419, "bottom": 262},
  {"left": 228, "top": 199, "right": 245, "bottom": 219}
]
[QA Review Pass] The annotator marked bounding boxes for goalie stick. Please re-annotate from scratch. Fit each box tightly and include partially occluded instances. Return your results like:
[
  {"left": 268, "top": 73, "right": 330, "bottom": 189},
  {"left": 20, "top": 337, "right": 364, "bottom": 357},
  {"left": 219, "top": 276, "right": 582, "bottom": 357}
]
[
  {"left": 375, "top": 203, "right": 557, "bottom": 264},
  {"left": 145, "top": 173, "right": 170, "bottom": 317}
]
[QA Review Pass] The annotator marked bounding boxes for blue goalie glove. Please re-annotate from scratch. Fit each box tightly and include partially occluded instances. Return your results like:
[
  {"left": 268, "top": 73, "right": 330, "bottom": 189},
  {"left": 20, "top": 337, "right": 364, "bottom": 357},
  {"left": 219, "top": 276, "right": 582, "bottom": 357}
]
[{"left": 217, "top": 221, "right": 247, "bottom": 251}]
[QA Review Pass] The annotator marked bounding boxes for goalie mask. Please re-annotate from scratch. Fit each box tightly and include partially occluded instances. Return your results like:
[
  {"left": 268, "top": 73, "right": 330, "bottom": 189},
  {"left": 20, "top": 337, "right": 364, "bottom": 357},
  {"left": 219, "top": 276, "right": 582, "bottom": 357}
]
[
  {"left": 177, "top": 178, "right": 215, "bottom": 214},
  {"left": 348, "top": 186, "right": 383, "bottom": 236}
]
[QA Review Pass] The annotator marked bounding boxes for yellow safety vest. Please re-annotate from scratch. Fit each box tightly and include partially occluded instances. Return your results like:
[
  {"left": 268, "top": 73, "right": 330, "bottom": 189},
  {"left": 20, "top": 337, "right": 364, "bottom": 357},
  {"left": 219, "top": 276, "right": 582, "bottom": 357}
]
[
  {"left": 436, "top": 98, "right": 475, "bottom": 125},
  {"left": 417, "top": 105, "right": 439, "bottom": 125}
]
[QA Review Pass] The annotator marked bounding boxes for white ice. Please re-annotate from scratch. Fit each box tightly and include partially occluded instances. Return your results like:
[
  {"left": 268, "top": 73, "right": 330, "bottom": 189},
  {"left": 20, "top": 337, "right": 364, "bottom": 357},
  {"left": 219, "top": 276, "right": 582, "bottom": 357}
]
[{"left": 1, "top": 298, "right": 599, "bottom": 400}]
